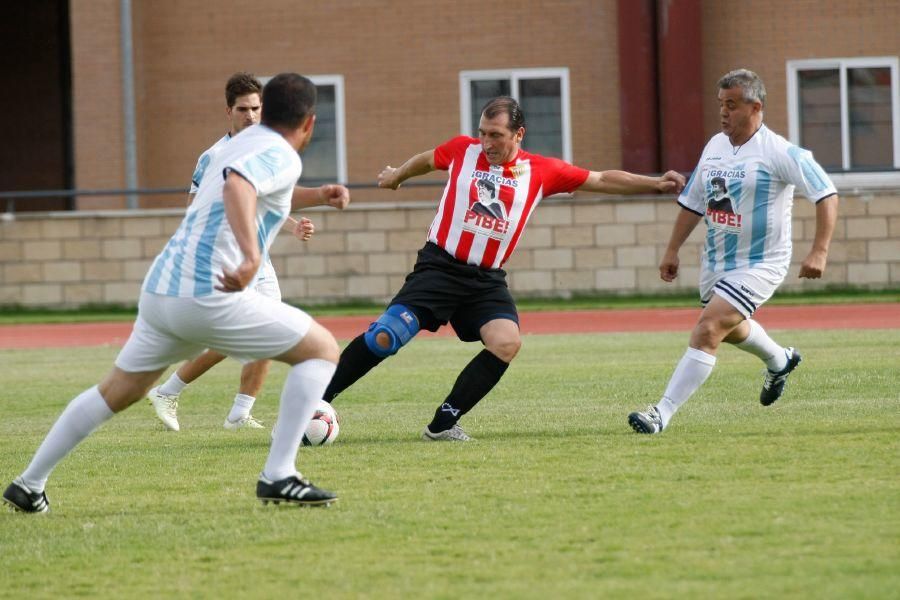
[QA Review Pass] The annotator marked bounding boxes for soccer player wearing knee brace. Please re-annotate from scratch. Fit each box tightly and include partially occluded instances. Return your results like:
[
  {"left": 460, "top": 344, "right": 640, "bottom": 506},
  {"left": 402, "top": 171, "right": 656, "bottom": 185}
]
[
  {"left": 627, "top": 69, "right": 839, "bottom": 435},
  {"left": 322, "top": 96, "right": 686, "bottom": 441}
]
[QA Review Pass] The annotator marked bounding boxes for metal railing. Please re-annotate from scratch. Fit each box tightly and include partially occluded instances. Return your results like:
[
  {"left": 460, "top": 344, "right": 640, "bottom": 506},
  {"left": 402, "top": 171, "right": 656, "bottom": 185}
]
[{"left": 0, "top": 180, "right": 448, "bottom": 213}]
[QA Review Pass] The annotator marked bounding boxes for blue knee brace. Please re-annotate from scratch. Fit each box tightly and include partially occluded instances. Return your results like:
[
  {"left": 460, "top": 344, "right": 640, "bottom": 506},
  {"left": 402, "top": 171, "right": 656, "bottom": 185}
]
[{"left": 364, "top": 304, "right": 420, "bottom": 358}]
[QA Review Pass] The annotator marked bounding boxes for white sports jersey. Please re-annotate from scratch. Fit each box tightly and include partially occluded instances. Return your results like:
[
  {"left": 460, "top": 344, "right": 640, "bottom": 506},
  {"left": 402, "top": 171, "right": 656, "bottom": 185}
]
[
  {"left": 679, "top": 125, "right": 836, "bottom": 273},
  {"left": 144, "top": 124, "right": 301, "bottom": 297},
  {"left": 188, "top": 132, "right": 276, "bottom": 282},
  {"left": 189, "top": 133, "right": 230, "bottom": 194}
]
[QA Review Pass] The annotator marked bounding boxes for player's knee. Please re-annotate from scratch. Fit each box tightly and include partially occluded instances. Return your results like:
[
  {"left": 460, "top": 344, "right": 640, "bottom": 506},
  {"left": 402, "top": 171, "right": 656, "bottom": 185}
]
[
  {"left": 364, "top": 304, "right": 420, "bottom": 358},
  {"left": 487, "top": 337, "right": 520, "bottom": 362}
]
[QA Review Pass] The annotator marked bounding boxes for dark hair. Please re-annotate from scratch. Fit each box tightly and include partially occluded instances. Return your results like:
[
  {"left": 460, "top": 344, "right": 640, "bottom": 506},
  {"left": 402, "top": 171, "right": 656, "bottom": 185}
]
[
  {"left": 225, "top": 72, "right": 262, "bottom": 108},
  {"left": 261, "top": 73, "right": 317, "bottom": 129},
  {"left": 481, "top": 96, "right": 525, "bottom": 132},
  {"left": 711, "top": 177, "right": 726, "bottom": 189},
  {"left": 476, "top": 178, "right": 496, "bottom": 196}
]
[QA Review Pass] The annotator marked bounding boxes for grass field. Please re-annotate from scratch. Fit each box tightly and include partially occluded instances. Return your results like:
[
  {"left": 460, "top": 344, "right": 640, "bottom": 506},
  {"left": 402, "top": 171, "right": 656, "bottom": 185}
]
[
  {"left": 1, "top": 329, "right": 898, "bottom": 598},
  {"left": 1, "top": 288, "right": 898, "bottom": 324}
]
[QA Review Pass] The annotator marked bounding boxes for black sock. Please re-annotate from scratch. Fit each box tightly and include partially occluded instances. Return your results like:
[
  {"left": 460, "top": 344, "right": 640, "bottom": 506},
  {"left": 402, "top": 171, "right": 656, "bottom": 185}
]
[
  {"left": 427, "top": 349, "right": 509, "bottom": 432},
  {"left": 322, "top": 335, "right": 385, "bottom": 402}
]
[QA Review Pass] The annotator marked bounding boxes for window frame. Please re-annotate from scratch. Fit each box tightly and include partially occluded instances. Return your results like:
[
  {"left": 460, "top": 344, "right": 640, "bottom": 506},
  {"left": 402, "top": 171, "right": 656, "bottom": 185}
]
[
  {"left": 786, "top": 56, "right": 900, "bottom": 186},
  {"left": 259, "top": 74, "right": 347, "bottom": 183},
  {"left": 459, "top": 67, "right": 573, "bottom": 163}
]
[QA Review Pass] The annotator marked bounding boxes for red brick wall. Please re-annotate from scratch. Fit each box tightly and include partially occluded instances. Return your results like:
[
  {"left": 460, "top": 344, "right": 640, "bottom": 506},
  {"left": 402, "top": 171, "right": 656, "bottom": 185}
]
[
  {"left": 701, "top": 0, "right": 900, "bottom": 142},
  {"left": 71, "top": 0, "right": 622, "bottom": 208}
]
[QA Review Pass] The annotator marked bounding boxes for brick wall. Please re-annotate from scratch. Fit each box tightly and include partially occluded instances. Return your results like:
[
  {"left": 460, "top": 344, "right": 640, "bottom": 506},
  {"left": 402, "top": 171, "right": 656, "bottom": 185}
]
[
  {"left": 69, "top": 0, "right": 621, "bottom": 209},
  {"left": 701, "top": 0, "right": 900, "bottom": 140},
  {"left": 2, "top": 190, "right": 897, "bottom": 308}
]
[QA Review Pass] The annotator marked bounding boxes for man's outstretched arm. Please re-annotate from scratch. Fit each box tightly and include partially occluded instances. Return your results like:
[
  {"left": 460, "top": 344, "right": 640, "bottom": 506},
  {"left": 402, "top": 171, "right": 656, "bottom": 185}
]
[
  {"left": 578, "top": 170, "right": 686, "bottom": 195},
  {"left": 377, "top": 150, "right": 436, "bottom": 190}
]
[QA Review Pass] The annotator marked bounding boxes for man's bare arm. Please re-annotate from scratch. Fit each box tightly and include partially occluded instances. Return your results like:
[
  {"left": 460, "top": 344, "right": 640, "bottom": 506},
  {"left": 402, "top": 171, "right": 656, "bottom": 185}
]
[{"left": 377, "top": 150, "right": 436, "bottom": 190}]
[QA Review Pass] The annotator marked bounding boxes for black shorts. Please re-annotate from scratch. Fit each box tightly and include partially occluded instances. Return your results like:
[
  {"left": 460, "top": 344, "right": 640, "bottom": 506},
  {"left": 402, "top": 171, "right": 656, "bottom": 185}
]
[{"left": 389, "top": 242, "right": 519, "bottom": 342}]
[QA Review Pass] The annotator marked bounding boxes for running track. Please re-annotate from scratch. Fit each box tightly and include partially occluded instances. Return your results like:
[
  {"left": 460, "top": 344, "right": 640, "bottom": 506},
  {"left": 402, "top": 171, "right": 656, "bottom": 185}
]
[{"left": 0, "top": 304, "right": 897, "bottom": 349}]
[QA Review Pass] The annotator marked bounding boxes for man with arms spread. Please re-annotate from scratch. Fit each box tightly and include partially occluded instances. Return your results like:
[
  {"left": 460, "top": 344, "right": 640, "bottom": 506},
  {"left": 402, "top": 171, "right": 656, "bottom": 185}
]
[
  {"left": 4, "top": 73, "right": 340, "bottom": 512},
  {"left": 148, "top": 72, "right": 349, "bottom": 432},
  {"left": 628, "top": 69, "right": 839, "bottom": 435},
  {"left": 321, "top": 96, "right": 685, "bottom": 441}
]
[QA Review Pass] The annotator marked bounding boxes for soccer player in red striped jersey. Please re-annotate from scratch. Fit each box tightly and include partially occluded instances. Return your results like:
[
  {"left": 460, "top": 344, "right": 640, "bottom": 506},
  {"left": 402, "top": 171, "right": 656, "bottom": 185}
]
[{"left": 321, "top": 96, "right": 685, "bottom": 441}]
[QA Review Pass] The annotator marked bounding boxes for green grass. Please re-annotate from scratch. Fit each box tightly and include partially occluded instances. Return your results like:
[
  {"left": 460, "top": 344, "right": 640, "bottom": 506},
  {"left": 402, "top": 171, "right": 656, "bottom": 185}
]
[
  {"left": 1, "top": 329, "right": 898, "bottom": 598},
  {"left": 1, "top": 288, "right": 898, "bottom": 324}
]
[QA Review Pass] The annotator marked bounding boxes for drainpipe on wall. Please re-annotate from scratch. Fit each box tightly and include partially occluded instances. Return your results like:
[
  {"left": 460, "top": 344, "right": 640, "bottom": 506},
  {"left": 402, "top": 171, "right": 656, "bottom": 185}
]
[{"left": 120, "top": 0, "right": 138, "bottom": 209}]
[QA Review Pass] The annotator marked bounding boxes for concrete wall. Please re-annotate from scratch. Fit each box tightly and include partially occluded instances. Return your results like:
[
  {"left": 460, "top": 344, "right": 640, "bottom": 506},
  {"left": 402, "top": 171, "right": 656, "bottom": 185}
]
[{"left": 2, "top": 190, "right": 897, "bottom": 308}]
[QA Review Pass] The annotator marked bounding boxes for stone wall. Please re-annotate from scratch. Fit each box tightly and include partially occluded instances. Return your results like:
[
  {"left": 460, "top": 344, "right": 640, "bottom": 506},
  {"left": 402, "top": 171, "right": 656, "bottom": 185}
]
[{"left": 1, "top": 190, "right": 897, "bottom": 308}]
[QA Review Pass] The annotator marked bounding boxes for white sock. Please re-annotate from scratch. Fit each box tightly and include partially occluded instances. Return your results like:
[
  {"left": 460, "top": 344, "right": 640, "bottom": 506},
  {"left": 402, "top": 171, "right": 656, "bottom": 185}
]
[
  {"left": 20, "top": 386, "right": 114, "bottom": 493},
  {"left": 263, "top": 359, "right": 336, "bottom": 481},
  {"left": 158, "top": 372, "right": 188, "bottom": 396},
  {"left": 656, "top": 347, "right": 717, "bottom": 429},
  {"left": 734, "top": 319, "right": 788, "bottom": 372},
  {"left": 227, "top": 394, "right": 256, "bottom": 423}
]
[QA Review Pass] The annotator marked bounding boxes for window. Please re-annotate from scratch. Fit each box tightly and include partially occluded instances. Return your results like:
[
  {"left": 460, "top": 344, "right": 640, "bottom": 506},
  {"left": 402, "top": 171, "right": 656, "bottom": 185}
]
[
  {"left": 260, "top": 74, "right": 347, "bottom": 183},
  {"left": 460, "top": 68, "right": 572, "bottom": 162},
  {"left": 787, "top": 57, "right": 900, "bottom": 176}
]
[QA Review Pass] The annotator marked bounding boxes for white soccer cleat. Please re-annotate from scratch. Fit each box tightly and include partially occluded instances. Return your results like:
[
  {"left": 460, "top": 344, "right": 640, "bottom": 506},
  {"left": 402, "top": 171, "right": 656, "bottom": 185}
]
[
  {"left": 422, "top": 424, "right": 472, "bottom": 442},
  {"left": 148, "top": 386, "right": 180, "bottom": 432},
  {"left": 223, "top": 415, "right": 265, "bottom": 430}
]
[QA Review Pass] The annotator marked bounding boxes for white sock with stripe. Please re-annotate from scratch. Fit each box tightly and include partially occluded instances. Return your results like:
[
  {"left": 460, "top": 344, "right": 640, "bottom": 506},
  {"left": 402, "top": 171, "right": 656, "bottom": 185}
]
[
  {"left": 263, "top": 359, "right": 336, "bottom": 481},
  {"left": 656, "top": 347, "right": 717, "bottom": 429},
  {"left": 20, "top": 386, "right": 114, "bottom": 493},
  {"left": 734, "top": 319, "right": 788, "bottom": 372}
]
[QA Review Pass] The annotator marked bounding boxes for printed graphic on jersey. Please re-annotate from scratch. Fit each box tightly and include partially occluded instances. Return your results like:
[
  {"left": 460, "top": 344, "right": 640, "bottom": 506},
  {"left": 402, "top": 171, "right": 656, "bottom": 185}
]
[
  {"left": 706, "top": 175, "right": 742, "bottom": 233},
  {"left": 463, "top": 171, "right": 514, "bottom": 240}
]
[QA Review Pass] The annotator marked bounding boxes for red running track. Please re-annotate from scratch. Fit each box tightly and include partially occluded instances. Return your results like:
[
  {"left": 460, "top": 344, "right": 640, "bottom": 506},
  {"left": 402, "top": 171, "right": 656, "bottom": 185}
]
[{"left": 0, "top": 303, "right": 897, "bottom": 350}]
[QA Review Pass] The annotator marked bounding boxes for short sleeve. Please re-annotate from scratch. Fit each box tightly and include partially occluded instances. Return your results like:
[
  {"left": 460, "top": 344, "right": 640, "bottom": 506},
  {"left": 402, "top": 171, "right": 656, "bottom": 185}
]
[
  {"left": 224, "top": 145, "right": 299, "bottom": 196},
  {"left": 778, "top": 145, "right": 838, "bottom": 203},
  {"left": 433, "top": 136, "right": 477, "bottom": 171},
  {"left": 190, "top": 152, "right": 211, "bottom": 194},
  {"left": 541, "top": 157, "right": 590, "bottom": 196},
  {"left": 677, "top": 167, "right": 706, "bottom": 215}
]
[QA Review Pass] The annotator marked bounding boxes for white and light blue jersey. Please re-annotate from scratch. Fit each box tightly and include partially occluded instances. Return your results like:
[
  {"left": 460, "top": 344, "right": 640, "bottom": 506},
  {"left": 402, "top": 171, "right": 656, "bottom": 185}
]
[
  {"left": 679, "top": 125, "right": 837, "bottom": 273},
  {"left": 143, "top": 124, "right": 301, "bottom": 297},
  {"left": 189, "top": 133, "right": 230, "bottom": 194}
]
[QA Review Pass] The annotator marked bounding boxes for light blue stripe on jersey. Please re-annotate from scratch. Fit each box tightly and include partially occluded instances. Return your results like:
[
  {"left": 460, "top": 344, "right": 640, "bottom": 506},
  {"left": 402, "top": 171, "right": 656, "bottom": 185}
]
[
  {"left": 146, "top": 212, "right": 196, "bottom": 293},
  {"left": 257, "top": 210, "right": 282, "bottom": 254},
  {"left": 722, "top": 174, "right": 744, "bottom": 271},
  {"left": 750, "top": 168, "right": 772, "bottom": 265},
  {"left": 256, "top": 210, "right": 283, "bottom": 272},
  {"left": 682, "top": 168, "right": 698, "bottom": 197},
  {"left": 193, "top": 202, "right": 226, "bottom": 296},
  {"left": 192, "top": 153, "right": 211, "bottom": 188},
  {"left": 706, "top": 228, "right": 718, "bottom": 271},
  {"left": 787, "top": 146, "right": 829, "bottom": 194},
  {"left": 241, "top": 147, "right": 286, "bottom": 186},
  {"left": 166, "top": 211, "right": 200, "bottom": 296}
]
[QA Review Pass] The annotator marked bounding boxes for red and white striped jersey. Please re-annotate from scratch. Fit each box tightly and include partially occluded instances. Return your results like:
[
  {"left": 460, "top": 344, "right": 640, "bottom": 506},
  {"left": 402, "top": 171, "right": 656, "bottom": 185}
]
[{"left": 428, "top": 136, "right": 589, "bottom": 269}]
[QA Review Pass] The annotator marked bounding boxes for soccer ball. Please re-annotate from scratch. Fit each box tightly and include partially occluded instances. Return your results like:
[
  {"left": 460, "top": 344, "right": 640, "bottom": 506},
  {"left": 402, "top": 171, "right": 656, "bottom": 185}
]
[{"left": 302, "top": 400, "right": 340, "bottom": 446}]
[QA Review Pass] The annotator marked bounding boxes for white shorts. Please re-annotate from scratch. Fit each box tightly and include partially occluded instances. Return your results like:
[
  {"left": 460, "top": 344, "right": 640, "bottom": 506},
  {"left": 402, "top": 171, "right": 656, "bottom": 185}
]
[
  {"left": 699, "top": 264, "right": 787, "bottom": 318},
  {"left": 114, "top": 291, "right": 312, "bottom": 372},
  {"left": 254, "top": 271, "right": 282, "bottom": 302}
]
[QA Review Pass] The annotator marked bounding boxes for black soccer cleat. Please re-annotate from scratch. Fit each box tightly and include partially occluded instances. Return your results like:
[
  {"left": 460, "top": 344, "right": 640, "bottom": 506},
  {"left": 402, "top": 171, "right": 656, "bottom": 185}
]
[
  {"left": 256, "top": 473, "right": 337, "bottom": 507},
  {"left": 760, "top": 347, "right": 802, "bottom": 406},
  {"left": 3, "top": 478, "right": 50, "bottom": 513},
  {"left": 628, "top": 405, "right": 663, "bottom": 434}
]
